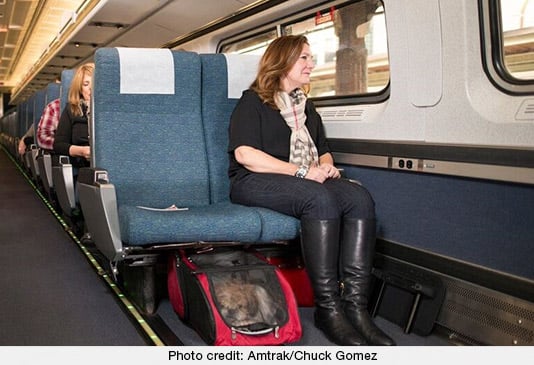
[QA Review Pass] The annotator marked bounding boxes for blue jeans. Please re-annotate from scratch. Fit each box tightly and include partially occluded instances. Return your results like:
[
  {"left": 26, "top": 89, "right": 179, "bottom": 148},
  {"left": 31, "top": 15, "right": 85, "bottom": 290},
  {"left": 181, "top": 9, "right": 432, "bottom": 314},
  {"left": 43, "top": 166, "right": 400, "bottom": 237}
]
[{"left": 230, "top": 173, "right": 375, "bottom": 221}]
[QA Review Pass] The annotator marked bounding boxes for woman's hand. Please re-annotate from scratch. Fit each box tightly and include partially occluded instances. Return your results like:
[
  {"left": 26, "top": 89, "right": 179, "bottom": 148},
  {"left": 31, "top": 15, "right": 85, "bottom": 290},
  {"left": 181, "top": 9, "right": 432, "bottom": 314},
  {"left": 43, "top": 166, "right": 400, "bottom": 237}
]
[
  {"left": 18, "top": 140, "right": 26, "bottom": 155},
  {"left": 69, "top": 145, "right": 91, "bottom": 160},
  {"left": 318, "top": 163, "right": 341, "bottom": 179},
  {"left": 80, "top": 146, "right": 91, "bottom": 160},
  {"left": 305, "top": 165, "right": 329, "bottom": 183}
]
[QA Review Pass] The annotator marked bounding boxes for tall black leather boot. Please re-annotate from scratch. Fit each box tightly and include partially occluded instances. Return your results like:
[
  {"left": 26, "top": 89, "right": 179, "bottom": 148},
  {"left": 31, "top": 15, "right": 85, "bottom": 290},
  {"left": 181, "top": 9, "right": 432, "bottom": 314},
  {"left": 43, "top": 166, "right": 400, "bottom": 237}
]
[
  {"left": 340, "top": 218, "right": 396, "bottom": 346},
  {"left": 300, "top": 218, "right": 367, "bottom": 346}
]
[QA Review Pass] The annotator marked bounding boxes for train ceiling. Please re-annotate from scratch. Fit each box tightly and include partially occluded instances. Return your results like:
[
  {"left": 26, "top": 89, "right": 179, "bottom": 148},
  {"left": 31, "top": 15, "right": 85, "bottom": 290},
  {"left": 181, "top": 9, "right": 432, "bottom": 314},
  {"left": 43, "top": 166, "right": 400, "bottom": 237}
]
[{"left": 0, "top": 0, "right": 260, "bottom": 105}]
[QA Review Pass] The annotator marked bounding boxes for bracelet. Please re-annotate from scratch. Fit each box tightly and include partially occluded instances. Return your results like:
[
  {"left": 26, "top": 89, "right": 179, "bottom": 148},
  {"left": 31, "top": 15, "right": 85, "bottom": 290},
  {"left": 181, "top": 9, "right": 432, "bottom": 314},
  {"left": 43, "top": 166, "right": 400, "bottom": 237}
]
[{"left": 295, "top": 165, "right": 309, "bottom": 178}]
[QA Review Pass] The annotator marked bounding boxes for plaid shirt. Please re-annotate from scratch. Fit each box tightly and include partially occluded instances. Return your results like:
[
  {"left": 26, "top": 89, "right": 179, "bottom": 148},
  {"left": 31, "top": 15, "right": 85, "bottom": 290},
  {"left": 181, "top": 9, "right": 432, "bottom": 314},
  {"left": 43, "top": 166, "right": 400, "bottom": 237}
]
[{"left": 36, "top": 98, "right": 60, "bottom": 150}]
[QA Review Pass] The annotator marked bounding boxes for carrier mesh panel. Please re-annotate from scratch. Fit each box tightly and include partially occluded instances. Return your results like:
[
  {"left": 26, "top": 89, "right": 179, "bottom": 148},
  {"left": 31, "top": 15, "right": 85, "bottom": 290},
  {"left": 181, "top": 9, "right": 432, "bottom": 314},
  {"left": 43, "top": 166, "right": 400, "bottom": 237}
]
[{"left": 191, "top": 250, "right": 288, "bottom": 331}]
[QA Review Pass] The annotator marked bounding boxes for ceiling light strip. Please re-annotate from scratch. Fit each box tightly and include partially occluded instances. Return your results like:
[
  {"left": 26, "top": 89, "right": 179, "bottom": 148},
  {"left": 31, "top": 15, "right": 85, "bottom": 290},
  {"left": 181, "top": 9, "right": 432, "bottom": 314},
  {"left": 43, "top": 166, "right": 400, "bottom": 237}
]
[{"left": 11, "top": 0, "right": 106, "bottom": 103}]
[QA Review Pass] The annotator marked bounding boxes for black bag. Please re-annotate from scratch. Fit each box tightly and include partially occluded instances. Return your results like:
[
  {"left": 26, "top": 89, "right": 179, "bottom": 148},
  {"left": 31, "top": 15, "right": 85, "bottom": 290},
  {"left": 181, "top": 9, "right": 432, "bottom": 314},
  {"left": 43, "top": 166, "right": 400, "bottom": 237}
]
[
  {"left": 167, "top": 248, "right": 302, "bottom": 345},
  {"left": 369, "top": 258, "right": 446, "bottom": 336}
]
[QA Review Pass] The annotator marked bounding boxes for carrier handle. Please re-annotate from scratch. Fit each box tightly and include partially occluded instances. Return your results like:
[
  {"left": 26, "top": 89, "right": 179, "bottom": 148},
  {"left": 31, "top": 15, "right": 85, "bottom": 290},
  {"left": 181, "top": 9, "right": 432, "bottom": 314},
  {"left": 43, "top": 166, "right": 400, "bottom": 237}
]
[
  {"left": 192, "top": 264, "right": 275, "bottom": 275},
  {"left": 231, "top": 326, "right": 280, "bottom": 340}
]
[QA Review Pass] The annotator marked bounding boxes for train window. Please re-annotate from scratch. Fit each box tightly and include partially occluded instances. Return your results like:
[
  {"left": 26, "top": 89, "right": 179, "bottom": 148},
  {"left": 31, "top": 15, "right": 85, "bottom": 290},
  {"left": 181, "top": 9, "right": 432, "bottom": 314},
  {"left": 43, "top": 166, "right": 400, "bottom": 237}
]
[
  {"left": 219, "top": 0, "right": 389, "bottom": 101},
  {"left": 500, "top": 0, "right": 534, "bottom": 81},
  {"left": 481, "top": 0, "right": 534, "bottom": 93},
  {"left": 283, "top": 0, "right": 389, "bottom": 98},
  {"left": 220, "top": 29, "right": 278, "bottom": 55}
]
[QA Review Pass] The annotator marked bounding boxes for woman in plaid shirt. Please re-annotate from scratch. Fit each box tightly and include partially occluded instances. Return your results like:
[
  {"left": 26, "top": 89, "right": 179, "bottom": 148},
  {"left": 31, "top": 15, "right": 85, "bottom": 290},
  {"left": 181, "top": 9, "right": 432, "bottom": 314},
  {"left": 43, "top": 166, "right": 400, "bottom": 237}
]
[{"left": 36, "top": 98, "right": 60, "bottom": 151}]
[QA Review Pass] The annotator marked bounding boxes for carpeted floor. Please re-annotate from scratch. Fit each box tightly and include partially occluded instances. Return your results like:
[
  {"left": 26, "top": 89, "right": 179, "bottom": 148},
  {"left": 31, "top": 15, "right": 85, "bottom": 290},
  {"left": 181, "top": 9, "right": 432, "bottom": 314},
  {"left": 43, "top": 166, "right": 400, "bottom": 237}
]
[{"left": 0, "top": 149, "right": 147, "bottom": 345}]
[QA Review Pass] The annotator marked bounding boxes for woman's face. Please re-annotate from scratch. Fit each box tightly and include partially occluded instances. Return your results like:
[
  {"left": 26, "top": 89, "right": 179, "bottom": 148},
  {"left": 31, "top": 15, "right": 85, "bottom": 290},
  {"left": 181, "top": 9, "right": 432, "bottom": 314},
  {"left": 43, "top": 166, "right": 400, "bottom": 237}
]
[
  {"left": 81, "top": 72, "right": 92, "bottom": 101},
  {"left": 282, "top": 43, "right": 315, "bottom": 92}
]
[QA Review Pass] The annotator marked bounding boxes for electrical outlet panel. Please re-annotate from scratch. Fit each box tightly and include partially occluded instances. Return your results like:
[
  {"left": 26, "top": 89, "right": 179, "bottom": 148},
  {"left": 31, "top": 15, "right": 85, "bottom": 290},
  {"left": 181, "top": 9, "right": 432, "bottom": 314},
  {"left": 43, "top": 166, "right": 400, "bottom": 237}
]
[{"left": 391, "top": 157, "right": 421, "bottom": 171}]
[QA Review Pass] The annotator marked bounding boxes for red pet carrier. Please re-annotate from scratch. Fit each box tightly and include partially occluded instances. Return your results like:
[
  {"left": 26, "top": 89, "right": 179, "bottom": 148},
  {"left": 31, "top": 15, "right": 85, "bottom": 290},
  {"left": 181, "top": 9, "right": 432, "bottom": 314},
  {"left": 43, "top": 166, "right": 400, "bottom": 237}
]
[
  {"left": 167, "top": 248, "right": 302, "bottom": 346},
  {"left": 254, "top": 245, "right": 314, "bottom": 307}
]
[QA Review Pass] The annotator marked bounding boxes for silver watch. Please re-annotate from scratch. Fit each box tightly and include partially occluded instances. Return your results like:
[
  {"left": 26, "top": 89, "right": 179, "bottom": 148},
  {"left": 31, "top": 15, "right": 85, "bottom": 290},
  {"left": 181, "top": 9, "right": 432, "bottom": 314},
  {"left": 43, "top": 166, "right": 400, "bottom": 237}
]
[{"left": 295, "top": 165, "right": 309, "bottom": 178}]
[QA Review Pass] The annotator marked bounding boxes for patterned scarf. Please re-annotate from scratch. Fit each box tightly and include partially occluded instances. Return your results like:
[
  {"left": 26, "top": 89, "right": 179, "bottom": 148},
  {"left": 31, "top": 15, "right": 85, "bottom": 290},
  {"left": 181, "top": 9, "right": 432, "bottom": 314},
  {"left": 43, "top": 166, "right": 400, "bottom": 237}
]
[{"left": 275, "top": 88, "right": 319, "bottom": 167}]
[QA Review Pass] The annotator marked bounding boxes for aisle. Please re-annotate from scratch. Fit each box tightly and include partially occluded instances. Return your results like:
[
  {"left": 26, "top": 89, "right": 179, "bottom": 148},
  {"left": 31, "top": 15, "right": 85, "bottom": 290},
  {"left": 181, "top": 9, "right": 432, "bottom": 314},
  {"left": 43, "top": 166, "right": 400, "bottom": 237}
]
[{"left": 0, "top": 149, "right": 148, "bottom": 345}]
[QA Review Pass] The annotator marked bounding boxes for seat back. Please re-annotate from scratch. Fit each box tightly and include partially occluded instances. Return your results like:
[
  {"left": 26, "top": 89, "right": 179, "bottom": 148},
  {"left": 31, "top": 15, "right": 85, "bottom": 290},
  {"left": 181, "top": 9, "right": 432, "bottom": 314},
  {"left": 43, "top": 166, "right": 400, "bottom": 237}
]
[
  {"left": 52, "top": 70, "right": 77, "bottom": 217},
  {"left": 60, "top": 69, "right": 74, "bottom": 113},
  {"left": 45, "top": 82, "right": 60, "bottom": 107},
  {"left": 200, "top": 53, "right": 260, "bottom": 204},
  {"left": 23, "top": 96, "right": 34, "bottom": 139},
  {"left": 14, "top": 103, "right": 25, "bottom": 159},
  {"left": 3, "top": 109, "right": 18, "bottom": 156},
  {"left": 25, "top": 89, "right": 45, "bottom": 179},
  {"left": 33, "top": 89, "right": 47, "bottom": 146},
  {"left": 200, "top": 53, "right": 300, "bottom": 241},
  {"left": 22, "top": 95, "right": 36, "bottom": 171},
  {"left": 92, "top": 48, "right": 207, "bottom": 208},
  {"left": 37, "top": 82, "right": 62, "bottom": 196}
]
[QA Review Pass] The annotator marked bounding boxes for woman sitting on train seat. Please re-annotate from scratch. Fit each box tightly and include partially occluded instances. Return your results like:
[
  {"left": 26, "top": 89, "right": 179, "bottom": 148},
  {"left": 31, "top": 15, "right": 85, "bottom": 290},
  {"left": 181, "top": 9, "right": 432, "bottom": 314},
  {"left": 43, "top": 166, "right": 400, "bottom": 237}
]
[
  {"left": 37, "top": 97, "right": 61, "bottom": 151},
  {"left": 53, "top": 63, "right": 94, "bottom": 169},
  {"left": 228, "top": 35, "right": 395, "bottom": 346}
]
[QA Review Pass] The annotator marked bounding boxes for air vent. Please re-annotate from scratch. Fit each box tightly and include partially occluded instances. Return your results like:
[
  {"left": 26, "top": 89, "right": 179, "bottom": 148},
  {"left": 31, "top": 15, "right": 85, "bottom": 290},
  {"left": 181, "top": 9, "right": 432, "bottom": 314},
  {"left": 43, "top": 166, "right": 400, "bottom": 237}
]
[
  {"left": 438, "top": 277, "right": 534, "bottom": 345},
  {"left": 318, "top": 107, "right": 367, "bottom": 122},
  {"left": 515, "top": 99, "right": 534, "bottom": 121}
]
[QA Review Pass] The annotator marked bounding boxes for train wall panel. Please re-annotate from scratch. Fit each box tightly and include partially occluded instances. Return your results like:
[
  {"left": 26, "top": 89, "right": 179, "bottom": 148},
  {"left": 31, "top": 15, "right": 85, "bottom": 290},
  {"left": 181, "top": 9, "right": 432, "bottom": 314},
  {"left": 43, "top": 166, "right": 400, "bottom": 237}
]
[{"left": 344, "top": 165, "right": 534, "bottom": 280}]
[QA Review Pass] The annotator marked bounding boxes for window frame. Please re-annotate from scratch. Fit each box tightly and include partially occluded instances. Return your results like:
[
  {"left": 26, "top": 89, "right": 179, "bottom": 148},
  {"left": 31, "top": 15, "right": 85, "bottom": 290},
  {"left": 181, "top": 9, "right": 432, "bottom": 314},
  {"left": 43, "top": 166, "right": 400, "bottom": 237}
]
[
  {"left": 479, "top": 0, "right": 534, "bottom": 95},
  {"left": 219, "top": 28, "right": 279, "bottom": 55}
]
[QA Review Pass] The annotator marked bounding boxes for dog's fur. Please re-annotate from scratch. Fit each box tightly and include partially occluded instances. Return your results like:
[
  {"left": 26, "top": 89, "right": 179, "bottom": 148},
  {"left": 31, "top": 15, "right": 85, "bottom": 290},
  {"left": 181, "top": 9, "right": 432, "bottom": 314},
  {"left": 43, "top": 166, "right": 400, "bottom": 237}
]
[{"left": 214, "top": 280, "right": 280, "bottom": 328}]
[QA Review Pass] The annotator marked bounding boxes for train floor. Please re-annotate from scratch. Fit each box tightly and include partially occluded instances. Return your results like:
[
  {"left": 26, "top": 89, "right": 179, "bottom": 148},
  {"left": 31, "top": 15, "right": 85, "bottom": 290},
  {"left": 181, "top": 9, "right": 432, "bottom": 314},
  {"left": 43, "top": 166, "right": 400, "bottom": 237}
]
[
  {"left": 0, "top": 149, "right": 148, "bottom": 345},
  {"left": 0, "top": 147, "right": 451, "bottom": 346}
]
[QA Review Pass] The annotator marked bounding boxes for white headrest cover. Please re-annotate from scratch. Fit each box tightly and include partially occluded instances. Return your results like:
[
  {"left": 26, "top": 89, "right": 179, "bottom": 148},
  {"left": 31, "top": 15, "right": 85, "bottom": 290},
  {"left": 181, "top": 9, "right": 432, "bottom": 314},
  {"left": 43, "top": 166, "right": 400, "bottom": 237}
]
[
  {"left": 117, "top": 47, "right": 175, "bottom": 94},
  {"left": 224, "top": 54, "right": 261, "bottom": 99}
]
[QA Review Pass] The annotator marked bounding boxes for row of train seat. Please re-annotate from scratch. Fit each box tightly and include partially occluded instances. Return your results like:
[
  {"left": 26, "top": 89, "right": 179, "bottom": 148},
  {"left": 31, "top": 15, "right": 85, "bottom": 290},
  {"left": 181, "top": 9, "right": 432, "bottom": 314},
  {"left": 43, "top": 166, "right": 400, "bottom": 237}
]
[
  {"left": 74, "top": 48, "right": 301, "bottom": 313},
  {"left": 35, "top": 82, "right": 61, "bottom": 200},
  {"left": 0, "top": 88, "right": 38, "bottom": 168},
  {"left": 0, "top": 109, "right": 19, "bottom": 157},
  {"left": 0, "top": 67, "right": 82, "bottom": 236},
  {"left": 1, "top": 48, "right": 303, "bottom": 314},
  {"left": 52, "top": 69, "right": 80, "bottom": 229}
]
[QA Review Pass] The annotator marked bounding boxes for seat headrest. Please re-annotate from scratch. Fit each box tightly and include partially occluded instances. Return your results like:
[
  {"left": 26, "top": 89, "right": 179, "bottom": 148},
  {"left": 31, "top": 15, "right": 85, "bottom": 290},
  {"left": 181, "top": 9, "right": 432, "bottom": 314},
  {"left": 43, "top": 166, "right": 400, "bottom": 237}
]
[
  {"left": 117, "top": 47, "right": 175, "bottom": 94},
  {"left": 224, "top": 54, "right": 261, "bottom": 98}
]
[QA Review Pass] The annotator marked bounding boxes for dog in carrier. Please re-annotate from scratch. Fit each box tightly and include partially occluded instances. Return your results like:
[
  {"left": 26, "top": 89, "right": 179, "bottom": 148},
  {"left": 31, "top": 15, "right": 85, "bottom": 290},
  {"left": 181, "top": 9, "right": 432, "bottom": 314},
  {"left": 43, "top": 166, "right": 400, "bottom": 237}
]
[{"left": 214, "top": 279, "right": 281, "bottom": 327}]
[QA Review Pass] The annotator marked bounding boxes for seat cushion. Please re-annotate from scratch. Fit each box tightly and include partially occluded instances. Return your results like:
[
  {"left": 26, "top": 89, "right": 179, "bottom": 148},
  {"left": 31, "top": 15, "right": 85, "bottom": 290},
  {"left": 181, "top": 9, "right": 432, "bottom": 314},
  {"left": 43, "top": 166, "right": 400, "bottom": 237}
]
[
  {"left": 119, "top": 202, "right": 263, "bottom": 245},
  {"left": 254, "top": 207, "right": 301, "bottom": 242}
]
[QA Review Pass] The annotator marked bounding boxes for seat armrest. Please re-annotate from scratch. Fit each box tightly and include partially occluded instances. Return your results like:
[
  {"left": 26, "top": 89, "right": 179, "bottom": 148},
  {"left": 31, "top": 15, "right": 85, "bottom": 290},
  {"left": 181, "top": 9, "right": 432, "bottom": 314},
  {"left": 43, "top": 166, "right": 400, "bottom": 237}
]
[
  {"left": 36, "top": 150, "right": 53, "bottom": 196},
  {"left": 78, "top": 166, "right": 110, "bottom": 186},
  {"left": 29, "top": 146, "right": 40, "bottom": 179},
  {"left": 23, "top": 150, "right": 32, "bottom": 170},
  {"left": 52, "top": 155, "right": 76, "bottom": 215},
  {"left": 78, "top": 167, "right": 124, "bottom": 262}
]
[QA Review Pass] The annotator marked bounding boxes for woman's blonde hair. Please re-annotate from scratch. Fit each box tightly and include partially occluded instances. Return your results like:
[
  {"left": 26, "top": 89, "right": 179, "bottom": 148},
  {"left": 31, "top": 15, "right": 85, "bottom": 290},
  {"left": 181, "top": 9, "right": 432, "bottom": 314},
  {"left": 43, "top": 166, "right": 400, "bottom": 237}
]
[
  {"left": 68, "top": 63, "right": 94, "bottom": 116},
  {"left": 251, "top": 35, "right": 310, "bottom": 108}
]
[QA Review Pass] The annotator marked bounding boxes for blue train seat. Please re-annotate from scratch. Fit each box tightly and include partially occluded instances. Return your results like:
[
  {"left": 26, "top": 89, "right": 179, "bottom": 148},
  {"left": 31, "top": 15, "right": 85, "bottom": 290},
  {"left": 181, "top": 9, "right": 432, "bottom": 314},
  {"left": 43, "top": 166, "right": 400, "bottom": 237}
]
[
  {"left": 52, "top": 69, "right": 77, "bottom": 218},
  {"left": 11, "top": 103, "right": 24, "bottom": 159},
  {"left": 21, "top": 96, "right": 35, "bottom": 171},
  {"left": 59, "top": 68, "right": 74, "bottom": 112},
  {"left": 36, "top": 82, "right": 61, "bottom": 199},
  {"left": 0, "top": 109, "right": 17, "bottom": 154},
  {"left": 199, "top": 53, "right": 300, "bottom": 241},
  {"left": 27, "top": 89, "right": 47, "bottom": 181},
  {"left": 77, "top": 48, "right": 300, "bottom": 312}
]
